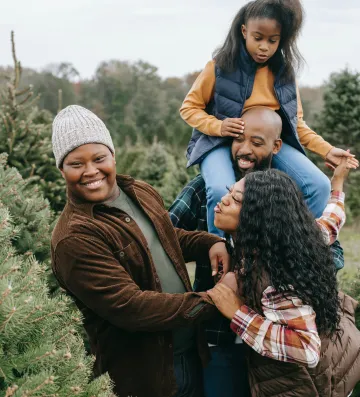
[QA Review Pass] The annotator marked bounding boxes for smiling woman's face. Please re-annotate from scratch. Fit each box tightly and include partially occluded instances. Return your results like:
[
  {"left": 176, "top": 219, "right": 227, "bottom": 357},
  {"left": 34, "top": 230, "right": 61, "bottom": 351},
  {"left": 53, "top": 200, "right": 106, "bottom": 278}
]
[
  {"left": 60, "top": 143, "right": 118, "bottom": 203},
  {"left": 214, "top": 178, "right": 245, "bottom": 234}
]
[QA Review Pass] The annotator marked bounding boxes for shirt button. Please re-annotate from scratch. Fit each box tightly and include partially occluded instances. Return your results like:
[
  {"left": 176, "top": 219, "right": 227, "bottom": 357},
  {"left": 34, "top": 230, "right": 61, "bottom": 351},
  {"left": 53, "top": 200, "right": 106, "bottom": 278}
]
[
  {"left": 119, "top": 251, "right": 125, "bottom": 257},
  {"left": 169, "top": 344, "right": 172, "bottom": 348},
  {"left": 125, "top": 217, "right": 131, "bottom": 223}
]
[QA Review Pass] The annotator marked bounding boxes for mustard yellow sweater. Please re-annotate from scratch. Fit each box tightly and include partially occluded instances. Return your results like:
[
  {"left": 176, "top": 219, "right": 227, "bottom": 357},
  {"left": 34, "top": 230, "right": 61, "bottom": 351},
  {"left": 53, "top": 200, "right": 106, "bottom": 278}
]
[{"left": 180, "top": 60, "right": 333, "bottom": 159}]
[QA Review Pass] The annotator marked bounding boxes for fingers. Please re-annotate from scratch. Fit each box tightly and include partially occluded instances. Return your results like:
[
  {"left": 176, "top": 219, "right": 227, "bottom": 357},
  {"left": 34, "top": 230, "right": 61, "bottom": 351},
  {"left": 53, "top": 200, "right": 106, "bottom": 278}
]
[
  {"left": 325, "top": 162, "right": 336, "bottom": 171},
  {"left": 341, "top": 150, "right": 355, "bottom": 158},
  {"left": 210, "top": 256, "right": 218, "bottom": 277},
  {"left": 207, "top": 287, "right": 222, "bottom": 305},
  {"left": 221, "top": 118, "right": 245, "bottom": 137},
  {"left": 346, "top": 158, "right": 359, "bottom": 169},
  {"left": 222, "top": 131, "right": 244, "bottom": 138},
  {"left": 221, "top": 254, "right": 231, "bottom": 275},
  {"left": 229, "top": 118, "right": 245, "bottom": 127}
]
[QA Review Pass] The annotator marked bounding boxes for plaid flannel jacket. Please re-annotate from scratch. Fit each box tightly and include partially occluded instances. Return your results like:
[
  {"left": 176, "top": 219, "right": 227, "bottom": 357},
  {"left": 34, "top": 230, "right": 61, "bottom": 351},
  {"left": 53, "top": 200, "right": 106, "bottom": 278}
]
[
  {"left": 169, "top": 176, "right": 345, "bottom": 346},
  {"left": 231, "top": 286, "right": 321, "bottom": 367}
]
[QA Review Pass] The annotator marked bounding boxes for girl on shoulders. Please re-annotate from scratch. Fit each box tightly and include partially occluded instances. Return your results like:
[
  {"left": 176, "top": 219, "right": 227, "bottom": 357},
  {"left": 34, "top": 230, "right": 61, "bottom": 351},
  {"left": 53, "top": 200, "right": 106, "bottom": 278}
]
[{"left": 180, "top": 0, "right": 358, "bottom": 236}]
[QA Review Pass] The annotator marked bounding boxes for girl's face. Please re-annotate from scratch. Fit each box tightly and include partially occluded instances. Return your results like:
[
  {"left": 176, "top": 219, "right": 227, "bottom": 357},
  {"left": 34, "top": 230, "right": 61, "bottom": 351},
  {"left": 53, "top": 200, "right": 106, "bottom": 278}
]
[
  {"left": 241, "top": 18, "right": 281, "bottom": 64},
  {"left": 214, "top": 178, "right": 245, "bottom": 234}
]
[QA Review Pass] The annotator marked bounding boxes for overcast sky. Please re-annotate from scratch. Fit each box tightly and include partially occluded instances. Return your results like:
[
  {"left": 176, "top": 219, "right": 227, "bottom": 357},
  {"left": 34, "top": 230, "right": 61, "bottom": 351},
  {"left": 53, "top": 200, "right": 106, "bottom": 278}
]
[{"left": 1, "top": 0, "right": 359, "bottom": 86}]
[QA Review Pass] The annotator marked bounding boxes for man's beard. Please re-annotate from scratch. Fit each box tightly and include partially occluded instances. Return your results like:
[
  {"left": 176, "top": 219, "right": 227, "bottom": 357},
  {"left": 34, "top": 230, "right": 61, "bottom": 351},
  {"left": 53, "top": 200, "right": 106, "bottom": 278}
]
[{"left": 233, "top": 153, "right": 273, "bottom": 180}]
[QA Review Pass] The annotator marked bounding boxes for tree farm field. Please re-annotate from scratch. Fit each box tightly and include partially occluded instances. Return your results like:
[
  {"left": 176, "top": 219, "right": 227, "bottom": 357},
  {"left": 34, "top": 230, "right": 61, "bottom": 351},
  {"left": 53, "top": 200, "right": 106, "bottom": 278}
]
[{"left": 338, "top": 226, "right": 360, "bottom": 290}]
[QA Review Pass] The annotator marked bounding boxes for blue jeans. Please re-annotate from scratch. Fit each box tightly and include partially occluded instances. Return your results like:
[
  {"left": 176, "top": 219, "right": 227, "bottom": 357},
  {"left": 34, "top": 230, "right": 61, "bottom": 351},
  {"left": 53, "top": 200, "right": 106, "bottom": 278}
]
[
  {"left": 272, "top": 143, "right": 331, "bottom": 218},
  {"left": 174, "top": 349, "right": 204, "bottom": 397},
  {"left": 203, "top": 344, "right": 250, "bottom": 397},
  {"left": 200, "top": 146, "right": 236, "bottom": 236},
  {"left": 200, "top": 143, "right": 331, "bottom": 236}
]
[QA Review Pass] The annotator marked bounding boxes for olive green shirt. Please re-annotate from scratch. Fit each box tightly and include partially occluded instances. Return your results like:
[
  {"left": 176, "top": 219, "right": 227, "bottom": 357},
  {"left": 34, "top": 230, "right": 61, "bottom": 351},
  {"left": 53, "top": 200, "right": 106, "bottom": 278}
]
[{"left": 109, "top": 188, "right": 195, "bottom": 354}]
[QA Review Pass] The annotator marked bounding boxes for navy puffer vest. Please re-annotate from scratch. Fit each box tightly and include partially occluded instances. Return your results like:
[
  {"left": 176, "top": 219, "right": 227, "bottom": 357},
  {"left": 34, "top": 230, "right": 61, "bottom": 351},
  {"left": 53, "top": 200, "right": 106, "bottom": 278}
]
[{"left": 186, "top": 44, "right": 305, "bottom": 167}]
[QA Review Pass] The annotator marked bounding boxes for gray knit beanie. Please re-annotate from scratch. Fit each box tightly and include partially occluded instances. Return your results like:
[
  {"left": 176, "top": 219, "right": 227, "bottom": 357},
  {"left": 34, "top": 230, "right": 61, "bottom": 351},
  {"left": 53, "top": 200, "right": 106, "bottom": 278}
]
[{"left": 52, "top": 105, "right": 115, "bottom": 167}]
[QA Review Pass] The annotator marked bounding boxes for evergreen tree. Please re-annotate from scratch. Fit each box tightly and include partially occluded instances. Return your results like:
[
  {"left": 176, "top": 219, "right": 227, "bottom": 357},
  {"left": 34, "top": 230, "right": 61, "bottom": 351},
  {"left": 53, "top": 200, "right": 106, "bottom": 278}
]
[
  {"left": 0, "top": 32, "right": 66, "bottom": 214},
  {"left": 115, "top": 139, "right": 197, "bottom": 208},
  {"left": 0, "top": 154, "right": 114, "bottom": 397},
  {"left": 314, "top": 68, "right": 360, "bottom": 221}
]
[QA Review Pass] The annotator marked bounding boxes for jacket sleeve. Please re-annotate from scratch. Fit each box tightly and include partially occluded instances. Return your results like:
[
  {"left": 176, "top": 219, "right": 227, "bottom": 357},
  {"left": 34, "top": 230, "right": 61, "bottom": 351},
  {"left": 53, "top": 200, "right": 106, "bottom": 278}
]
[
  {"left": 296, "top": 82, "right": 333, "bottom": 158},
  {"left": 174, "top": 227, "right": 223, "bottom": 264},
  {"left": 53, "top": 235, "right": 216, "bottom": 332},
  {"left": 316, "top": 191, "right": 346, "bottom": 245},
  {"left": 179, "top": 60, "right": 223, "bottom": 136},
  {"left": 230, "top": 287, "right": 321, "bottom": 368}
]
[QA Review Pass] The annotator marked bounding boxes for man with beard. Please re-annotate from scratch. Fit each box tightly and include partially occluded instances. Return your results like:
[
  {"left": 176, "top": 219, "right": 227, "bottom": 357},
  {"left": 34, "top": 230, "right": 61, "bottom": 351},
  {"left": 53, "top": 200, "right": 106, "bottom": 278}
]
[{"left": 169, "top": 106, "right": 344, "bottom": 397}]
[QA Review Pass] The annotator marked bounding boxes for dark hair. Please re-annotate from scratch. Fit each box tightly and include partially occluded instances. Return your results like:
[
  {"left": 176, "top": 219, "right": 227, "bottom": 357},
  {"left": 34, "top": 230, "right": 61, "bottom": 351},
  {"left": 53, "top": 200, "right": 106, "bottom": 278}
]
[
  {"left": 213, "top": 0, "right": 305, "bottom": 82},
  {"left": 233, "top": 169, "right": 340, "bottom": 336}
]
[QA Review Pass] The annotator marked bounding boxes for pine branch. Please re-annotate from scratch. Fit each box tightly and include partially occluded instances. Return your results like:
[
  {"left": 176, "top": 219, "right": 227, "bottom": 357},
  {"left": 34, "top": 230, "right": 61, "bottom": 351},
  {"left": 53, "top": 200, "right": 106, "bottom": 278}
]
[{"left": 10, "top": 31, "right": 19, "bottom": 90}]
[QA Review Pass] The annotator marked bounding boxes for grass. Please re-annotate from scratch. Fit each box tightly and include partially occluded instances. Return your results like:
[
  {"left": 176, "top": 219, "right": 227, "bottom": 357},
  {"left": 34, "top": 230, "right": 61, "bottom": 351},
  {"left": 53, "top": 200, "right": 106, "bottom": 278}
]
[{"left": 338, "top": 226, "right": 360, "bottom": 292}]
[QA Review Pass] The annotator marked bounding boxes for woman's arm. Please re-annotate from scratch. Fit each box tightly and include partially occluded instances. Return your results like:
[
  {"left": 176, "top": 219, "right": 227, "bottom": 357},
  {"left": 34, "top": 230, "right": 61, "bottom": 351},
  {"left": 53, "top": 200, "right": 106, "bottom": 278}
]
[
  {"left": 179, "top": 60, "right": 223, "bottom": 136},
  {"left": 208, "top": 283, "right": 321, "bottom": 368},
  {"left": 315, "top": 156, "right": 354, "bottom": 245}
]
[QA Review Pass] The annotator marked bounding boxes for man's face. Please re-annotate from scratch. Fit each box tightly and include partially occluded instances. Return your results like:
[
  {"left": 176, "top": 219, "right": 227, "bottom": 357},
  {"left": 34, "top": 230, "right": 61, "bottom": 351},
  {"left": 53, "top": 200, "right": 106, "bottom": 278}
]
[
  {"left": 214, "top": 178, "right": 245, "bottom": 233},
  {"left": 231, "top": 119, "right": 282, "bottom": 178},
  {"left": 60, "top": 143, "right": 118, "bottom": 203}
]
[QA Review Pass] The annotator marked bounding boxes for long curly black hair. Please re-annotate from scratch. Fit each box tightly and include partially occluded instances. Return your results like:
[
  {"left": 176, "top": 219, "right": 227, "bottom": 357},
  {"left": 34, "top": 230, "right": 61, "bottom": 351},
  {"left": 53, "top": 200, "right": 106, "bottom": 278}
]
[
  {"left": 214, "top": 0, "right": 305, "bottom": 82},
  {"left": 233, "top": 169, "right": 340, "bottom": 336}
]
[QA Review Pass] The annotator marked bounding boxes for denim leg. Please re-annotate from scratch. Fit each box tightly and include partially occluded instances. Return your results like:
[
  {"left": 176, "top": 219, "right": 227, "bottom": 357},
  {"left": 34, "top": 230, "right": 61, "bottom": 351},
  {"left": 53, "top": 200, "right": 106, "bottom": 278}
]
[
  {"left": 203, "top": 345, "right": 250, "bottom": 397},
  {"left": 174, "top": 349, "right": 204, "bottom": 397},
  {"left": 272, "top": 143, "right": 331, "bottom": 218},
  {"left": 200, "top": 145, "right": 236, "bottom": 236}
]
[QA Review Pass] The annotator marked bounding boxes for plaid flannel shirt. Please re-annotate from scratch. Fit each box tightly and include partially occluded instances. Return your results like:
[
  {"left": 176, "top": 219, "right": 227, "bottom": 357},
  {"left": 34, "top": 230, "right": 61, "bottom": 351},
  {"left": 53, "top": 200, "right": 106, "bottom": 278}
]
[
  {"left": 169, "top": 176, "right": 345, "bottom": 347},
  {"left": 231, "top": 286, "right": 321, "bottom": 367}
]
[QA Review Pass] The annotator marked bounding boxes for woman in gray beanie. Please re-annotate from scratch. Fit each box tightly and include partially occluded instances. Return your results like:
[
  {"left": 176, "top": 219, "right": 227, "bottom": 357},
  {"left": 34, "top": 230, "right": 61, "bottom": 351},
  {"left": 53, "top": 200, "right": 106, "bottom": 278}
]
[{"left": 50, "top": 105, "right": 230, "bottom": 397}]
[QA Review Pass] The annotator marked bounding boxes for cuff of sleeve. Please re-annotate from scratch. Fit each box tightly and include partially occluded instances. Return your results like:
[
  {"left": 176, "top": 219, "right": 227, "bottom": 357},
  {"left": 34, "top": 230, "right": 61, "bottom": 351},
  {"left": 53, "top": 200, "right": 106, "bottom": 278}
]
[
  {"left": 209, "top": 119, "right": 224, "bottom": 137},
  {"left": 230, "top": 306, "right": 253, "bottom": 336},
  {"left": 198, "top": 291, "right": 215, "bottom": 306},
  {"left": 330, "top": 191, "right": 345, "bottom": 202},
  {"left": 320, "top": 144, "right": 334, "bottom": 159}
]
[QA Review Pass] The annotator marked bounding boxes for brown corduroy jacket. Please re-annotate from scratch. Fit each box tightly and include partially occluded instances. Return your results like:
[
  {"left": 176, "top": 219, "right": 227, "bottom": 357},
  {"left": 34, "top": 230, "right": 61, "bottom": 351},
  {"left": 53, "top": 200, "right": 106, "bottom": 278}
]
[{"left": 51, "top": 175, "right": 221, "bottom": 397}]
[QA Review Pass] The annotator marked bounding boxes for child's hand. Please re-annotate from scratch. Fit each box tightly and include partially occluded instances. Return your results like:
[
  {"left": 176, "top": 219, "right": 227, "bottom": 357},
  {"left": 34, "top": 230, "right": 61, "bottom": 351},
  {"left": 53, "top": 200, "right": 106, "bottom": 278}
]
[
  {"left": 325, "top": 147, "right": 359, "bottom": 168},
  {"left": 221, "top": 118, "right": 244, "bottom": 138}
]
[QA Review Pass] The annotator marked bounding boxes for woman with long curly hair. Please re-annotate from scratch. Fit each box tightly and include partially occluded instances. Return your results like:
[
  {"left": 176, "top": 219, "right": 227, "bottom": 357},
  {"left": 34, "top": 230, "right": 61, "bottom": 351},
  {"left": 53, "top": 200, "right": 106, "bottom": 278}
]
[{"left": 208, "top": 159, "right": 360, "bottom": 396}]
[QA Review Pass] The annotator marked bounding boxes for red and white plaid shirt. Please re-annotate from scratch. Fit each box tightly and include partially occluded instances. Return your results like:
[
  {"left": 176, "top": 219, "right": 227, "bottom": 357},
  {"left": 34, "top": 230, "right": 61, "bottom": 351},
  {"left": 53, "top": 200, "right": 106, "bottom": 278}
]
[{"left": 230, "top": 191, "right": 345, "bottom": 368}]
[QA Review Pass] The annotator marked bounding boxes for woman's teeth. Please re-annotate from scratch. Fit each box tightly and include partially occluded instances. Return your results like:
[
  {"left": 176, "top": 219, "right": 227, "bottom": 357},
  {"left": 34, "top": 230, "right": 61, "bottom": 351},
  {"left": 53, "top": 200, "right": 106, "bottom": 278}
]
[{"left": 85, "top": 179, "right": 103, "bottom": 187}]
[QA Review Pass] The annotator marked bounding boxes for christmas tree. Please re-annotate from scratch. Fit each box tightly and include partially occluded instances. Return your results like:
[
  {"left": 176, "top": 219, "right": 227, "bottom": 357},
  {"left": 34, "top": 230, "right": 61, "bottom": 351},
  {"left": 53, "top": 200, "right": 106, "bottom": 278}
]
[
  {"left": 0, "top": 32, "right": 66, "bottom": 214},
  {"left": 314, "top": 68, "right": 360, "bottom": 221},
  {"left": 0, "top": 154, "right": 114, "bottom": 396}
]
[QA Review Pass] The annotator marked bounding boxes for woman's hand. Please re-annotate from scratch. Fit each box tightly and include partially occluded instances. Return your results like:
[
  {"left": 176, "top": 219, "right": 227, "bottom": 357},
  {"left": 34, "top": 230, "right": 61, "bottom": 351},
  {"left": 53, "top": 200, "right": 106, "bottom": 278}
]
[
  {"left": 207, "top": 283, "right": 244, "bottom": 320},
  {"left": 220, "top": 118, "right": 245, "bottom": 138},
  {"left": 325, "top": 147, "right": 358, "bottom": 168}
]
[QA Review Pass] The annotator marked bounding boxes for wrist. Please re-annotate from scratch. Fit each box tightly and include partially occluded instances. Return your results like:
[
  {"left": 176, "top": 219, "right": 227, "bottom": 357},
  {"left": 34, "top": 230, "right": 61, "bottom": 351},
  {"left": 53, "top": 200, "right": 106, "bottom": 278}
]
[{"left": 331, "top": 177, "right": 344, "bottom": 192}]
